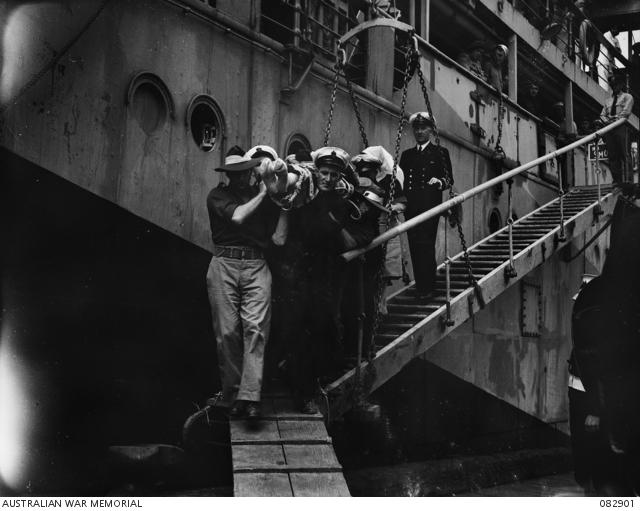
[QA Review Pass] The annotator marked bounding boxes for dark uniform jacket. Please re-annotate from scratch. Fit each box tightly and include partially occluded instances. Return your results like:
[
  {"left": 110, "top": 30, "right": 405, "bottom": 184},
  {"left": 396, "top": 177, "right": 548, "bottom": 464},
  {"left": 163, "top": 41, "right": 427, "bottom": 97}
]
[{"left": 399, "top": 142, "right": 453, "bottom": 213}]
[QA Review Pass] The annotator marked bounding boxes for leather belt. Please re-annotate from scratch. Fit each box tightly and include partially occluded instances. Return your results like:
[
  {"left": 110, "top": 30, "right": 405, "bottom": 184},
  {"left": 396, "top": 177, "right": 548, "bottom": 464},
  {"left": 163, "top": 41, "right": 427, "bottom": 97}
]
[{"left": 213, "top": 245, "right": 264, "bottom": 260}]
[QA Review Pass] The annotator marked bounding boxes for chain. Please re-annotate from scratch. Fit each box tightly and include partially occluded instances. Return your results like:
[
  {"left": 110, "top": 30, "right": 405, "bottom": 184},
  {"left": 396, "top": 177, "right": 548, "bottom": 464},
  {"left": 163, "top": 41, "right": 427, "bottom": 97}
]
[
  {"left": 584, "top": 142, "right": 589, "bottom": 185},
  {"left": 323, "top": 48, "right": 345, "bottom": 147},
  {"left": 343, "top": 71, "right": 369, "bottom": 149},
  {"left": 415, "top": 56, "right": 485, "bottom": 307},
  {"left": 494, "top": 91, "right": 506, "bottom": 158},
  {"left": 387, "top": 42, "right": 415, "bottom": 208},
  {"left": 557, "top": 156, "right": 567, "bottom": 241},
  {"left": 366, "top": 42, "right": 416, "bottom": 352},
  {"left": 505, "top": 179, "right": 517, "bottom": 278},
  {"left": 367, "top": 248, "right": 387, "bottom": 361}
]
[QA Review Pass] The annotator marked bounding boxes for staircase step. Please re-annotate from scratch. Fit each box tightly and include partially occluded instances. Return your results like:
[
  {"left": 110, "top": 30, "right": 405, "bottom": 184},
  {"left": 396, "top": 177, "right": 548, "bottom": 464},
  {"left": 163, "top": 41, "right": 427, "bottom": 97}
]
[
  {"left": 384, "top": 313, "right": 428, "bottom": 323},
  {"left": 387, "top": 303, "right": 441, "bottom": 314},
  {"left": 374, "top": 333, "right": 400, "bottom": 346},
  {"left": 379, "top": 323, "right": 418, "bottom": 334}
]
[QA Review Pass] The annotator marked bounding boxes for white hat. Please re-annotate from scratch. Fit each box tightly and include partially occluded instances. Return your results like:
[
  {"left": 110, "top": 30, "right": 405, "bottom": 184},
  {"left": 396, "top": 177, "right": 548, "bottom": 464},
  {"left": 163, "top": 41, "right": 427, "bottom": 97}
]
[
  {"left": 311, "top": 146, "right": 350, "bottom": 171},
  {"left": 409, "top": 111, "right": 435, "bottom": 126},
  {"left": 214, "top": 154, "right": 263, "bottom": 172},
  {"left": 245, "top": 145, "right": 278, "bottom": 161}
]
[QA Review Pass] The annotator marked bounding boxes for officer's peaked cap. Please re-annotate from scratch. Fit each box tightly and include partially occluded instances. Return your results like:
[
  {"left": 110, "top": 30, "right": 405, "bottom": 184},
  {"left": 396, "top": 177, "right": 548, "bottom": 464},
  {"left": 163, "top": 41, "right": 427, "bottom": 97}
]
[
  {"left": 313, "top": 146, "right": 350, "bottom": 171},
  {"left": 409, "top": 111, "right": 435, "bottom": 127}
]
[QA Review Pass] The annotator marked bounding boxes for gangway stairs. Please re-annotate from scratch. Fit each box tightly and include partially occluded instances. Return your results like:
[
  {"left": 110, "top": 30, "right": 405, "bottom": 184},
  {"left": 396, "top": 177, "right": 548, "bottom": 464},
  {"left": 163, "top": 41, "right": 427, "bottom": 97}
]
[{"left": 325, "top": 185, "right": 618, "bottom": 419}]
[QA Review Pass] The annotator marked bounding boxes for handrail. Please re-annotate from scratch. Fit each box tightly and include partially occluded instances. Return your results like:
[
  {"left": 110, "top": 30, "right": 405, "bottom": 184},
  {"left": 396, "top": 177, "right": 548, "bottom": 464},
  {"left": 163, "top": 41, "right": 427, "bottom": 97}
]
[{"left": 341, "top": 118, "right": 626, "bottom": 262}]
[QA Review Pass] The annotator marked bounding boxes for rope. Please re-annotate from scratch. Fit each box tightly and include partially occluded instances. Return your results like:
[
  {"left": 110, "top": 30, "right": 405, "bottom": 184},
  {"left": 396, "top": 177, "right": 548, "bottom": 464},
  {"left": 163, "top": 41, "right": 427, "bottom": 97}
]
[{"left": 0, "top": 0, "right": 112, "bottom": 116}]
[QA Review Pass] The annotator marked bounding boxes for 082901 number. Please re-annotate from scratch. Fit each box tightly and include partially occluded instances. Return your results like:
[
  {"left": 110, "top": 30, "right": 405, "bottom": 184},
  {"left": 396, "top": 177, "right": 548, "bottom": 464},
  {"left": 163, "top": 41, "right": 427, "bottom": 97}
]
[{"left": 600, "top": 500, "right": 634, "bottom": 507}]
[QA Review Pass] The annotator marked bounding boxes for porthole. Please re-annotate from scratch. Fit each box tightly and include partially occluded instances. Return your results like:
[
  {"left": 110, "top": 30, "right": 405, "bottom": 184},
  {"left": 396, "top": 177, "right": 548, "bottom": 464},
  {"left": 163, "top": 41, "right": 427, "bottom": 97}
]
[
  {"left": 126, "top": 72, "right": 174, "bottom": 134},
  {"left": 284, "top": 133, "right": 311, "bottom": 159},
  {"left": 488, "top": 208, "right": 502, "bottom": 234},
  {"left": 186, "top": 95, "right": 225, "bottom": 152}
]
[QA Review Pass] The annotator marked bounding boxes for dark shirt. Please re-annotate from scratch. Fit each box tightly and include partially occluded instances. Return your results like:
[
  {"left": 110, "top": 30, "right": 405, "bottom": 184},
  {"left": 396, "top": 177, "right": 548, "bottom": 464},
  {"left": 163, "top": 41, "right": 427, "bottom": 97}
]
[
  {"left": 206, "top": 183, "right": 279, "bottom": 249},
  {"left": 399, "top": 144, "right": 453, "bottom": 214},
  {"left": 289, "top": 191, "right": 376, "bottom": 255}
]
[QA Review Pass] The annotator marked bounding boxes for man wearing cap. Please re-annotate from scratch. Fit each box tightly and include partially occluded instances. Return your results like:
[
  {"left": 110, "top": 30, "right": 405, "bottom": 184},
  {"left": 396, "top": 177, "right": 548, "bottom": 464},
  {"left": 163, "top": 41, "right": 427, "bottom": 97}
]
[
  {"left": 599, "top": 74, "right": 634, "bottom": 183},
  {"left": 341, "top": 180, "right": 391, "bottom": 359},
  {"left": 400, "top": 112, "right": 453, "bottom": 298},
  {"left": 466, "top": 40, "right": 487, "bottom": 81},
  {"left": 206, "top": 145, "right": 286, "bottom": 419},
  {"left": 484, "top": 44, "right": 508, "bottom": 93},
  {"left": 285, "top": 147, "right": 377, "bottom": 414}
]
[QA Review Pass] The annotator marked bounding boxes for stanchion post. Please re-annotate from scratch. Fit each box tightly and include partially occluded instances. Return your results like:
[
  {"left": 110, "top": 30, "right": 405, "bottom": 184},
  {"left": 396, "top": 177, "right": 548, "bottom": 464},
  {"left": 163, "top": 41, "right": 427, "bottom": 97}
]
[
  {"left": 441, "top": 215, "right": 454, "bottom": 328},
  {"left": 557, "top": 156, "right": 567, "bottom": 241},
  {"left": 505, "top": 178, "right": 517, "bottom": 278},
  {"left": 594, "top": 136, "right": 603, "bottom": 218}
]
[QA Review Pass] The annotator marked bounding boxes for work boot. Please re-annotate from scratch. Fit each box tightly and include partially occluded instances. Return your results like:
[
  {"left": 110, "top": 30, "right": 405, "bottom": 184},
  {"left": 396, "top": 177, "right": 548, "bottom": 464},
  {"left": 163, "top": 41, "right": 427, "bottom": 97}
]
[{"left": 245, "top": 401, "right": 261, "bottom": 420}]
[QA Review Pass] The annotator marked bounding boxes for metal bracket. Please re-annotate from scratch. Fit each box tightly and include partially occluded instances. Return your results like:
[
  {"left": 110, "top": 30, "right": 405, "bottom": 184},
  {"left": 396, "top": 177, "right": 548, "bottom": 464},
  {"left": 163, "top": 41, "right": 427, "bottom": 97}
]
[
  {"left": 593, "top": 203, "right": 603, "bottom": 221},
  {"left": 504, "top": 265, "right": 518, "bottom": 280},
  {"left": 280, "top": 46, "right": 315, "bottom": 103},
  {"left": 469, "top": 90, "right": 486, "bottom": 106},
  {"left": 470, "top": 123, "right": 486, "bottom": 138},
  {"left": 339, "top": 18, "right": 415, "bottom": 46}
]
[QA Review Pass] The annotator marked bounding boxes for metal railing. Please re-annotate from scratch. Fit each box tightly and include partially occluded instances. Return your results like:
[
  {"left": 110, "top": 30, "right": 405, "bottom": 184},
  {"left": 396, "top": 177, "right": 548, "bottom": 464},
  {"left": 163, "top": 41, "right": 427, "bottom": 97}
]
[
  {"left": 342, "top": 117, "right": 626, "bottom": 263},
  {"left": 513, "top": 0, "right": 631, "bottom": 90}
]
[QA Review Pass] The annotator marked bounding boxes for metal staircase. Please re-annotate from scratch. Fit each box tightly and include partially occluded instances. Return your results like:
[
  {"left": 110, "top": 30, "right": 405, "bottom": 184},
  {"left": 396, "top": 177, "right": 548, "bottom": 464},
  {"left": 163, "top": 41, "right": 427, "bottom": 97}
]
[{"left": 324, "top": 185, "right": 618, "bottom": 419}]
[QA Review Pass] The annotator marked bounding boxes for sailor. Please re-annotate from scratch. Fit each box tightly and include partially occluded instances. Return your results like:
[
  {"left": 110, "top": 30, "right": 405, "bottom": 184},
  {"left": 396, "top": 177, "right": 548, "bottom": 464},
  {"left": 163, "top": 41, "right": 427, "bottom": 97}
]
[
  {"left": 286, "top": 147, "right": 377, "bottom": 413},
  {"left": 205, "top": 145, "right": 286, "bottom": 419},
  {"left": 598, "top": 73, "right": 634, "bottom": 183},
  {"left": 399, "top": 112, "right": 453, "bottom": 297},
  {"left": 341, "top": 180, "right": 391, "bottom": 358}
]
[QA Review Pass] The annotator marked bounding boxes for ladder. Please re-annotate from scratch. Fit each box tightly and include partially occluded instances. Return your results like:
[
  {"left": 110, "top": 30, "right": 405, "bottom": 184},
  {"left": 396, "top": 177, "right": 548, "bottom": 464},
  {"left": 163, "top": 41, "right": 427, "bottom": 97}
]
[{"left": 325, "top": 185, "right": 617, "bottom": 419}]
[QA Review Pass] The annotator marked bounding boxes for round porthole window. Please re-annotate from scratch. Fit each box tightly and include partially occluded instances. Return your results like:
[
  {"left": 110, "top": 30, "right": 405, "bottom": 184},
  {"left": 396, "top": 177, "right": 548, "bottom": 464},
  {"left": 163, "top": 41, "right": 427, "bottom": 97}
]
[
  {"left": 186, "top": 95, "right": 225, "bottom": 152},
  {"left": 126, "top": 72, "right": 175, "bottom": 135},
  {"left": 488, "top": 208, "right": 502, "bottom": 234}
]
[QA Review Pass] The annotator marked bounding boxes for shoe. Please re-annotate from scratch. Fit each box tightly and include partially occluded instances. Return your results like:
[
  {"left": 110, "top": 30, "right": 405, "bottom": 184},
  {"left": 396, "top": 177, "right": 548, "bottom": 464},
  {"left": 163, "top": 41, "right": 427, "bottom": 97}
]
[
  {"left": 300, "top": 399, "right": 319, "bottom": 415},
  {"left": 245, "top": 401, "right": 261, "bottom": 420},
  {"left": 229, "top": 400, "right": 247, "bottom": 418}
]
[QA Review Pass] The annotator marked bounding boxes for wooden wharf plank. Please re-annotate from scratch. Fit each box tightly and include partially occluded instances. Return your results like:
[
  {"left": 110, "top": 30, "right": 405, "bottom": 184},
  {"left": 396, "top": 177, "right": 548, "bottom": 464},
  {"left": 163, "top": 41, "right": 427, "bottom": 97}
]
[
  {"left": 230, "top": 394, "right": 350, "bottom": 496},
  {"left": 234, "top": 473, "right": 293, "bottom": 497},
  {"left": 290, "top": 473, "right": 351, "bottom": 497}
]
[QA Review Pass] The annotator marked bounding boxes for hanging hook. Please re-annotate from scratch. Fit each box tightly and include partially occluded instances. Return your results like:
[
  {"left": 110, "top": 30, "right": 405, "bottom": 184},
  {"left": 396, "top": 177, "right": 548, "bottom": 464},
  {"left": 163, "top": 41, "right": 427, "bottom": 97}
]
[
  {"left": 337, "top": 46, "right": 347, "bottom": 68},
  {"left": 411, "top": 31, "right": 419, "bottom": 55}
]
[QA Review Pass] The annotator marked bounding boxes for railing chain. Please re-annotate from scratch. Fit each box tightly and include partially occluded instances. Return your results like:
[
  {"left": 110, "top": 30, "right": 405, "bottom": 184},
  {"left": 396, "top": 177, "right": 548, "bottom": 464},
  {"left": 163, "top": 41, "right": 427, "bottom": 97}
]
[
  {"left": 505, "top": 178, "right": 518, "bottom": 279},
  {"left": 557, "top": 156, "right": 567, "bottom": 242},
  {"left": 594, "top": 134, "right": 603, "bottom": 218},
  {"left": 441, "top": 218, "right": 455, "bottom": 328}
]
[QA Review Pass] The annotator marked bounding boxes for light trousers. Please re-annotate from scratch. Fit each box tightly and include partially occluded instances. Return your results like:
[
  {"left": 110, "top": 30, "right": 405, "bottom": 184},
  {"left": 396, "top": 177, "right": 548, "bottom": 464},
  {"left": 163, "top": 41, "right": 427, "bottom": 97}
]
[{"left": 206, "top": 254, "right": 271, "bottom": 404}]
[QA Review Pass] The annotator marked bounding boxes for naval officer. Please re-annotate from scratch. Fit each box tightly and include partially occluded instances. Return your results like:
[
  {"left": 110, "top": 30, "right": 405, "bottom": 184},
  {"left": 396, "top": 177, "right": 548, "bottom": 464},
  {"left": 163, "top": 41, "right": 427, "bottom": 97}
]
[{"left": 399, "top": 112, "right": 453, "bottom": 297}]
